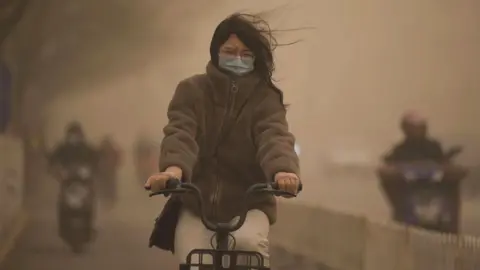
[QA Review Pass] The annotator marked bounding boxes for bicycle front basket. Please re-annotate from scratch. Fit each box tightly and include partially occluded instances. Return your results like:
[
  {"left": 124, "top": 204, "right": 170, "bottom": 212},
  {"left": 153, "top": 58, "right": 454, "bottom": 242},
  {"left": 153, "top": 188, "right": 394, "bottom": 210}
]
[{"left": 181, "top": 248, "right": 269, "bottom": 269}]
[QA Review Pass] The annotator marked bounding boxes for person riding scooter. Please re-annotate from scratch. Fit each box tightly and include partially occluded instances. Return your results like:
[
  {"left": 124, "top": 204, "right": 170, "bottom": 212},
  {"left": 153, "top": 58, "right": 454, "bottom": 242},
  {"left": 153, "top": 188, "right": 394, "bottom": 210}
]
[
  {"left": 48, "top": 121, "right": 99, "bottom": 244},
  {"left": 377, "top": 111, "right": 467, "bottom": 233},
  {"left": 383, "top": 111, "right": 444, "bottom": 164},
  {"left": 98, "top": 135, "right": 122, "bottom": 210},
  {"left": 133, "top": 134, "right": 158, "bottom": 188},
  {"left": 49, "top": 122, "right": 98, "bottom": 166}
]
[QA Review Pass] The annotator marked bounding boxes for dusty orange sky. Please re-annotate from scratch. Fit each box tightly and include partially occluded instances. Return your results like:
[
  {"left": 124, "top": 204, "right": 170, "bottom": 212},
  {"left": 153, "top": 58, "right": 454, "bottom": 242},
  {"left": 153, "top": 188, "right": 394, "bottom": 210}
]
[{"left": 5, "top": 0, "right": 480, "bottom": 228}]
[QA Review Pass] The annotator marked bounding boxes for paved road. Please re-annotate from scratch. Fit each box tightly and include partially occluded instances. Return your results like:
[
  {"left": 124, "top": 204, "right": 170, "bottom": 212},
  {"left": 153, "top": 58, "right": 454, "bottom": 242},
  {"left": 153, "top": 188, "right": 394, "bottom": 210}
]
[
  {"left": 0, "top": 174, "right": 178, "bottom": 270},
  {"left": 0, "top": 179, "right": 316, "bottom": 270},
  {"left": 3, "top": 164, "right": 478, "bottom": 270},
  {"left": 0, "top": 167, "right": 321, "bottom": 270}
]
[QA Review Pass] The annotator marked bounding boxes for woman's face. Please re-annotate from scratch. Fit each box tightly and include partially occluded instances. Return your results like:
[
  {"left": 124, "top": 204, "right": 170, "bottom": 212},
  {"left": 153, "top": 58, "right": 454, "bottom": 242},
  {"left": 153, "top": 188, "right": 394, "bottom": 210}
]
[
  {"left": 219, "top": 34, "right": 254, "bottom": 58},
  {"left": 217, "top": 34, "right": 255, "bottom": 76}
]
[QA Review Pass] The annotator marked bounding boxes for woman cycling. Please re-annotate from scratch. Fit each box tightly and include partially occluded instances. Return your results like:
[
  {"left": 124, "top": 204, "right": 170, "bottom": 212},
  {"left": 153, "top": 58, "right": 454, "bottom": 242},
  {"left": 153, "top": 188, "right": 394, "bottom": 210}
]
[{"left": 145, "top": 12, "right": 301, "bottom": 267}]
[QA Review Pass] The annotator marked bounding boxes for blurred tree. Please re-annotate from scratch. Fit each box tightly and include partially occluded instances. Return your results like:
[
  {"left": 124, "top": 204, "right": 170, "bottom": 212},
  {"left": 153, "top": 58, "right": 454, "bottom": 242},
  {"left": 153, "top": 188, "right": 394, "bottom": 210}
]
[
  {"left": 0, "top": 0, "right": 29, "bottom": 46},
  {"left": 2, "top": 0, "right": 207, "bottom": 135}
]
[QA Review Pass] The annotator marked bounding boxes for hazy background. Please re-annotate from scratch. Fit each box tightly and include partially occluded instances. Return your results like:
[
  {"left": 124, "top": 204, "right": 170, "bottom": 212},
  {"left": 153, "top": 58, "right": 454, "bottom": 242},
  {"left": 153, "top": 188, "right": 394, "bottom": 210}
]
[
  {"left": 2, "top": 0, "right": 480, "bottom": 269},
  {"left": 3, "top": 0, "right": 480, "bottom": 255}
]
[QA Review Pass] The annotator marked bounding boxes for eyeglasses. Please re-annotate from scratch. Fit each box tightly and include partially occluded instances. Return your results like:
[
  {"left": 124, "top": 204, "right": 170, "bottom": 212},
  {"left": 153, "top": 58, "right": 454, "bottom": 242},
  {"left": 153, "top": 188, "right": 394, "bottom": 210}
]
[{"left": 219, "top": 48, "right": 254, "bottom": 59}]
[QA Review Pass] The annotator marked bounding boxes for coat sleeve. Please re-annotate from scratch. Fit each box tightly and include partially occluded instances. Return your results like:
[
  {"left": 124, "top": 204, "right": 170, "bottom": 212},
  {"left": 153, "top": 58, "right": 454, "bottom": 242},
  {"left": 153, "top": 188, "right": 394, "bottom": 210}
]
[
  {"left": 158, "top": 79, "right": 200, "bottom": 182},
  {"left": 253, "top": 90, "right": 300, "bottom": 182}
]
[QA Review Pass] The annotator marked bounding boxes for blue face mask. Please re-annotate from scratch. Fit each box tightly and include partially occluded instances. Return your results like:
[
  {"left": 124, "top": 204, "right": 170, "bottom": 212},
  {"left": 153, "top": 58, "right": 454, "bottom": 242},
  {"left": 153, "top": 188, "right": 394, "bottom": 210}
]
[{"left": 218, "top": 54, "right": 254, "bottom": 76}]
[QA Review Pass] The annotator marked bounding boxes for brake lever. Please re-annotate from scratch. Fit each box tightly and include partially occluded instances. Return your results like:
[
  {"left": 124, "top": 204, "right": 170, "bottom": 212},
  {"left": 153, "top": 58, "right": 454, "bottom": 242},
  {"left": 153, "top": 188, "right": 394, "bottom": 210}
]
[
  {"left": 257, "top": 188, "right": 297, "bottom": 198},
  {"left": 148, "top": 188, "right": 188, "bottom": 197},
  {"left": 272, "top": 190, "right": 297, "bottom": 198}
]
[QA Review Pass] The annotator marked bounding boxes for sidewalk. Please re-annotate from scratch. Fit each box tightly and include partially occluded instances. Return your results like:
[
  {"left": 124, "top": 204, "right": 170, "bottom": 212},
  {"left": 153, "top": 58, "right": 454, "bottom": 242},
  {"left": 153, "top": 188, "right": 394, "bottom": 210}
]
[{"left": 0, "top": 211, "right": 28, "bottom": 266}]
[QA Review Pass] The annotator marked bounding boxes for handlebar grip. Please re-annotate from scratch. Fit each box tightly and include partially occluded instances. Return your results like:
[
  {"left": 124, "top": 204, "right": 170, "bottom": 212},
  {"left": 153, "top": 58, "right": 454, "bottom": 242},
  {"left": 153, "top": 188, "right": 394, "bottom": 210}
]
[
  {"left": 165, "top": 178, "right": 181, "bottom": 189},
  {"left": 145, "top": 178, "right": 182, "bottom": 197},
  {"left": 144, "top": 177, "right": 181, "bottom": 191},
  {"left": 158, "top": 178, "right": 181, "bottom": 197},
  {"left": 270, "top": 182, "right": 278, "bottom": 189}
]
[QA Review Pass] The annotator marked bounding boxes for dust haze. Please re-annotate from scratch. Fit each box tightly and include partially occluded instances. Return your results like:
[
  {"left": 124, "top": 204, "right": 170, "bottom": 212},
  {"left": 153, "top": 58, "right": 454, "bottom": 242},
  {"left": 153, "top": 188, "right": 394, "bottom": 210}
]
[{"left": 6, "top": 0, "right": 480, "bottom": 231}]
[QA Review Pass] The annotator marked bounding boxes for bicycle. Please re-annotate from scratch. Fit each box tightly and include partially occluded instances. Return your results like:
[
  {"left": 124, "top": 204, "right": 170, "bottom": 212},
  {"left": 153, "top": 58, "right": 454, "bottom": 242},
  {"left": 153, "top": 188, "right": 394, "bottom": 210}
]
[{"left": 148, "top": 179, "right": 302, "bottom": 270}]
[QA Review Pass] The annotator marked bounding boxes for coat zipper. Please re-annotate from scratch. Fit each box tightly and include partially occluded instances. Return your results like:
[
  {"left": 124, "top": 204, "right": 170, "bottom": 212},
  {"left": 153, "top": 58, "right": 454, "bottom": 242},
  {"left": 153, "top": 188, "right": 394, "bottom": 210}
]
[{"left": 211, "top": 80, "right": 238, "bottom": 220}]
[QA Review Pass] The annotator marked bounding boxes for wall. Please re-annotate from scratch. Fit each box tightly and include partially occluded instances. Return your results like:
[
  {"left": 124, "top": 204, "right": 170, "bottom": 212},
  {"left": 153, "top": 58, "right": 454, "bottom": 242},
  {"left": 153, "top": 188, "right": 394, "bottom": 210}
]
[{"left": 0, "top": 136, "right": 24, "bottom": 259}]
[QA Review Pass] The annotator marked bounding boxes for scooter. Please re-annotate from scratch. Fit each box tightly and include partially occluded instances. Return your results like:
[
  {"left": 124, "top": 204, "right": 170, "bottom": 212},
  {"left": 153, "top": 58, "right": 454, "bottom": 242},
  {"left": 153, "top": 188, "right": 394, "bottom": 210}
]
[
  {"left": 377, "top": 146, "right": 468, "bottom": 233},
  {"left": 57, "top": 163, "right": 96, "bottom": 253}
]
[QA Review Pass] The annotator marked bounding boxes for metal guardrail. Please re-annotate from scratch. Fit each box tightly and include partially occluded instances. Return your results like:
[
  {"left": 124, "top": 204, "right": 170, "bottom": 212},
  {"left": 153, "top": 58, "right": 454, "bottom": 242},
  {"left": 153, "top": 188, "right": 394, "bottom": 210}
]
[{"left": 272, "top": 201, "right": 480, "bottom": 270}]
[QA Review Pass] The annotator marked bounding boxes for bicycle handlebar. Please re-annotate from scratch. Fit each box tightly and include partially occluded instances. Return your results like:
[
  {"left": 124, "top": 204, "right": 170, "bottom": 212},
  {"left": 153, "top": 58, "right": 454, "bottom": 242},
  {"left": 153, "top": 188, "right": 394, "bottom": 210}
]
[{"left": 146, "top": 179, "right": 302, "bottom": 232}]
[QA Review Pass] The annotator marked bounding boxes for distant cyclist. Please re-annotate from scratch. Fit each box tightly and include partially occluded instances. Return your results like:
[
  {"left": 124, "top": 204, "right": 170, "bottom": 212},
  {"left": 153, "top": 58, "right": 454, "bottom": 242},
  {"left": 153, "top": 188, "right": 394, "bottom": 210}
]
[
  {"left": 98, "top": 135, "right": 121, "bottom": 209},
  {"left": 48, "top": 121, "right": 99, "bottom": 240},
  {"left": 49, "top": 121, "right": 99, "bottom": 172}
]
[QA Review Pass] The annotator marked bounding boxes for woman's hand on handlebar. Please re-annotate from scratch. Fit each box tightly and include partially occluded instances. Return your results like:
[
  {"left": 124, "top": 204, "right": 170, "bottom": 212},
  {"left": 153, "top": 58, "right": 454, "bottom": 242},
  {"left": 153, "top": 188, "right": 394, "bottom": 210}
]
[
  {"left": 144, "top": 166, "right": 182, "bottom": 192},
  {"left": 274, "top": 172, "right": 301, "bottom": 196}
]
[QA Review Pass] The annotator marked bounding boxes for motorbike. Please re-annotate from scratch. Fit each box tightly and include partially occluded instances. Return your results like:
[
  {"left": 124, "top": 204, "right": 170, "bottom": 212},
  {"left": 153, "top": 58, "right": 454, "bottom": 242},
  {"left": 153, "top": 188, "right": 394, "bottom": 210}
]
[
  {"left": 57, "top": 163, "right": 96, "bottom": 253},
  {"left": 377, "top": 146, "right": 468, "bottom": 233}
]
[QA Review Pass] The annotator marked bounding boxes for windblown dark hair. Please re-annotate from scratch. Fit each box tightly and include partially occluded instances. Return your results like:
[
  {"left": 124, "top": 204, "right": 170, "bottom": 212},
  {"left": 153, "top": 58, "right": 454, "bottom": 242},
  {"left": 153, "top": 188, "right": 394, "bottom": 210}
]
[{"left": 209, "top": 13, "right": 287, "bottom": 106}]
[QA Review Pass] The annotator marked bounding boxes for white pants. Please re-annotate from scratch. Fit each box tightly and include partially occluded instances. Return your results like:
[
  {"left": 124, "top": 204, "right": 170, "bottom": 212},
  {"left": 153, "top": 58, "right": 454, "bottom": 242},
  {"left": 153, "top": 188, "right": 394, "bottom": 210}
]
[{"left": 174, "top": 208, "right": 270, "bottom": 268}]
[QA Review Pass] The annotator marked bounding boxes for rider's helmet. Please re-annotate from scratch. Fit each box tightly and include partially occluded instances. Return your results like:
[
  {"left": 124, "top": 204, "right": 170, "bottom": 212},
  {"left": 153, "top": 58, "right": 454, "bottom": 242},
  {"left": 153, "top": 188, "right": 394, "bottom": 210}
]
[
  {"left": 65, "top": 121, "right": 85, "bottom": 143},
  {"left": 400, "top": 110, "right": 427, "bottom": 139}
]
